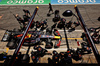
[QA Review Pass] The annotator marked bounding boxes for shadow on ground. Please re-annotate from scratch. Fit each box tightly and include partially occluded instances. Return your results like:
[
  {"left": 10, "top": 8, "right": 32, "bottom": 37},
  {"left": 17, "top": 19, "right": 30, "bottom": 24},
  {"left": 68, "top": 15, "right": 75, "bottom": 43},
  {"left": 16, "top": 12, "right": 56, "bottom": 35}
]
[{"left": 0, "top": 63, "right": 98, "bottom": 66}]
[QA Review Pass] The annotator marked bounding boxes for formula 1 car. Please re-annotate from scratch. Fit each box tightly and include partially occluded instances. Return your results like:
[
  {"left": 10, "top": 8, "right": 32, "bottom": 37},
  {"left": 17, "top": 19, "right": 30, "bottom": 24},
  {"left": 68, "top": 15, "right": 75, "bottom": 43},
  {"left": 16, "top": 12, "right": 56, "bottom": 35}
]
[{"left": 1, "top": 28, "right": 61, "bottom": 49}]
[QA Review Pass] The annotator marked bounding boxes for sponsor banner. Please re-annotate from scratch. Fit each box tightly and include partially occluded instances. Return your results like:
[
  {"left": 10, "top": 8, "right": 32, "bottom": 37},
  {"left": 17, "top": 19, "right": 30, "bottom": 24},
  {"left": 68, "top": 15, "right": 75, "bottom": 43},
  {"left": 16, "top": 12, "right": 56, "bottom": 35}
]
[
  {"left": 0, "top": 0, "right": 50, "bottom": 5},
  {"left": 51, "top": 0, "right": 100, "bottom": 4}
]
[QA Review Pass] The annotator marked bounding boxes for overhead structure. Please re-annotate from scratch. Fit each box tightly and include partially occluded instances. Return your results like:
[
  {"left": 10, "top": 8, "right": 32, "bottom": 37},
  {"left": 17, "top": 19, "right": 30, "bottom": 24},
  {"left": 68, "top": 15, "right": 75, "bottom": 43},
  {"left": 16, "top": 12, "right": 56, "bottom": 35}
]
[
  {"left": 74, "top": 5, "right": 100, "bottom": 65},
  {"left": 5, "top": 6, "right": 39, "bottom": 66}
]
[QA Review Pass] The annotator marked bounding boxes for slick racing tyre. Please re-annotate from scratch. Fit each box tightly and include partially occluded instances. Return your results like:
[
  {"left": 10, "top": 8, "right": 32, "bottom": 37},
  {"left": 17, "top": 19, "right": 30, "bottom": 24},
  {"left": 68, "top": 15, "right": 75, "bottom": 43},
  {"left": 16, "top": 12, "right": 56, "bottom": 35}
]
[
  {"left": 47, "top": 13, "right": 51, "bottom": 17},
  {"left": 22, "top": 54, "right": 30, "bottom": 63},
  {"left": 6, "top": 40, "right": 17, "bottom": 49}
]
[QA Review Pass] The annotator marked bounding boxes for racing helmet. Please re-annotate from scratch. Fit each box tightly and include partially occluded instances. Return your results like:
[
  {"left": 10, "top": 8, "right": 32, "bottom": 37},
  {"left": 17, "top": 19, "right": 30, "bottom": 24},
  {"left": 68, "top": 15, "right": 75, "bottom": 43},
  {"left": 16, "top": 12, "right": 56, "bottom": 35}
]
[{"left": 53, "top": 50, "right": 58, "bottom": 55}]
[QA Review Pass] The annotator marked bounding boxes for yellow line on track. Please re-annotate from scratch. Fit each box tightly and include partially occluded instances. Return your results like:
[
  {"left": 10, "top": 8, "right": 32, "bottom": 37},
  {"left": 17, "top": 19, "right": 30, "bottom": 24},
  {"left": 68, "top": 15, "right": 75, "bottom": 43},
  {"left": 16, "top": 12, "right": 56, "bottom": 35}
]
[
  {"left": 6, "top": 48, "right": 9, "bottom": 53},
  {"left": 62, "top": 38, "right": 82, "bottom": 40}
]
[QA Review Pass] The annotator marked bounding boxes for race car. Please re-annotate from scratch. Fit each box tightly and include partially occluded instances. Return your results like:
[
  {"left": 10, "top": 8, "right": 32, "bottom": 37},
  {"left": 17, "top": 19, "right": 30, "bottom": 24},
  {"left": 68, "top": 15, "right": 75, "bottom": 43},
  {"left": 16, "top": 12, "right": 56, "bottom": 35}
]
[{"left": 2, "top": 29, "right": 62, "bottom": 49}]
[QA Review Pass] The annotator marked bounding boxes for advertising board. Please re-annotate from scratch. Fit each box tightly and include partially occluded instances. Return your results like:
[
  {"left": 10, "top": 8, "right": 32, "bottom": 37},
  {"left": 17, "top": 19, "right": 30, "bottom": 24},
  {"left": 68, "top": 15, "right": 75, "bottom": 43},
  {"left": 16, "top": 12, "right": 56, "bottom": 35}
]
[
  {"left": 51, "top": 0, "right": 100, "bottom": 4},
  {"left": 0, "top": 0, "right": 50, "bottom": 5}
]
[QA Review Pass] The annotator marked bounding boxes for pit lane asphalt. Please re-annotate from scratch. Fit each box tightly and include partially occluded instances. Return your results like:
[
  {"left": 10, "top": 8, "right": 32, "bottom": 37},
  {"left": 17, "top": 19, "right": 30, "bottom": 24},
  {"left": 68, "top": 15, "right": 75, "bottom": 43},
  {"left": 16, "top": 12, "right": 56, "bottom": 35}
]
[
  {"left": 0, "top": 4, "right": 100, "bottom": 64},
  {"left": 0, "top": 4, "right": 100, "bottom": 30}
]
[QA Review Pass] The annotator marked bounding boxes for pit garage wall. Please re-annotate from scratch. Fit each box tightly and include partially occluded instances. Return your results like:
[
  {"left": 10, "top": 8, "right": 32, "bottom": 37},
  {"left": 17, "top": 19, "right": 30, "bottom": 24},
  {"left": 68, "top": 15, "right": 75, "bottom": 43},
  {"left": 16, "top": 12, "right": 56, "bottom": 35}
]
[{"left": 0, "top": 0, "right": 100, "bottom": 5}]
